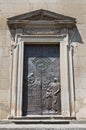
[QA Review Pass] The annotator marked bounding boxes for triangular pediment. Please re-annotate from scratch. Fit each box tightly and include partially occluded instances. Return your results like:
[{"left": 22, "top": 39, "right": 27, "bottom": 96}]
[
  {"left": 7, "top": 10, "right": 82, "bottom": 43},
  {"left": 8, "top": 9, "right": 76, "bottom": 21},
  {"left": 7, "top": 9, "right": 76, "bottom": 29}
]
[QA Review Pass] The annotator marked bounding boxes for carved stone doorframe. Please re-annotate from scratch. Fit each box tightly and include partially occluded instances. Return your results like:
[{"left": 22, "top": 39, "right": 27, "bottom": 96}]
[{"left": 9, "top": 33, "right": 75, "bottom": 119}]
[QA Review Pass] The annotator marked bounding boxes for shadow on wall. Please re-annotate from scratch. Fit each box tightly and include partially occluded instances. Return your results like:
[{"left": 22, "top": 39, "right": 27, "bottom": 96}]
[{"left": 68, "top": 27, "right": 83, "bottom": 44}]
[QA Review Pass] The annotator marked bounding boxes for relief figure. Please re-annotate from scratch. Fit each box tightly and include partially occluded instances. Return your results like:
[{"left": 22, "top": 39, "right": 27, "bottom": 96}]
[
  {"left": 44, "top": 77, "right": 60, "bottom": 112},
  {"left": 28, "top": 73, "right": 40, "bottom": 87}
]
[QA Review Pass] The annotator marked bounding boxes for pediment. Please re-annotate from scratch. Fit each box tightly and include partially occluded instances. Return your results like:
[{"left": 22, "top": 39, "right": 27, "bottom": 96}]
[
  {"left": 7, "top": 9, "right": 77, "bottom": 30},
  {"left": 8, "top": 9, "right": 76, "bottom": 22}
]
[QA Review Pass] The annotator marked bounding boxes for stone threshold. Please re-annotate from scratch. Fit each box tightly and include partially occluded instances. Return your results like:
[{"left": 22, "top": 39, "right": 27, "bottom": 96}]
[
  {"left": 1, "top": 117, "right": 86, "bottom": 125},
  {"left": 8, "top": 115, "right": 76, "bottom": 120},
  {"left": 7, "top": 116, "right": 76, "bottom": 124}
]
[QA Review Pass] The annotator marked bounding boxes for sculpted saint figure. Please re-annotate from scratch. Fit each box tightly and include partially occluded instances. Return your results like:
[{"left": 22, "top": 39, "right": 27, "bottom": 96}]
[
  {"left": 28, "top": 73, "right": 40, "bottom": 87},
  {"left": 44, "top": 77, "right": 60, "bottom": 112}
]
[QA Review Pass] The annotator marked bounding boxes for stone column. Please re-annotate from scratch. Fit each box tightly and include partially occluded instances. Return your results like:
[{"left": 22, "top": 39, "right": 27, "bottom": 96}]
[
  {"left": 16, "top": 39, "right": 24, "bottom": 117},
  {"left": 69, "top": 45, "right": 75, "bottom": 117},
  {"left": 60, "top": 35, "right": 70, "bottom": 117},
  {"left": 10, "top": 44, "right": 18, "bottom": 117}
]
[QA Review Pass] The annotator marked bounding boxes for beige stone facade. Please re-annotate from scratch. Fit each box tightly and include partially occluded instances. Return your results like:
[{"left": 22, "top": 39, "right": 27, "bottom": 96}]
[{"left": 0, "top": 0, "right": 86, "bottom": 121}]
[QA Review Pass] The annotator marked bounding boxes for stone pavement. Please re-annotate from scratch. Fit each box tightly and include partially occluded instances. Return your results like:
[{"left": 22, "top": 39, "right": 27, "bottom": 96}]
[{"left": 0, "top": 121, "right": 86, "bottom": 130}]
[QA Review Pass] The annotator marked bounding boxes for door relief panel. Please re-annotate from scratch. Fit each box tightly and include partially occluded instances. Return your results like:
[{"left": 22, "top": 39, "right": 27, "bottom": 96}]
[{"left": 22, "top": 44, "right": 61, "bottom": 116}]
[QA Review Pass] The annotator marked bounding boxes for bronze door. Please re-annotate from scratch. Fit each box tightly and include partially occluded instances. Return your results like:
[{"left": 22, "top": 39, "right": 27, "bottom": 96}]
[{"left": 22, "top": 44, "right": 61, "bottom": 116}]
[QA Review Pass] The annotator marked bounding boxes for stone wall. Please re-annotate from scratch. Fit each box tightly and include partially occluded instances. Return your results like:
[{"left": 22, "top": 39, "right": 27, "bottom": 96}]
[{"left": 0, "top": 0, "right": 86, "bottom": 119}]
